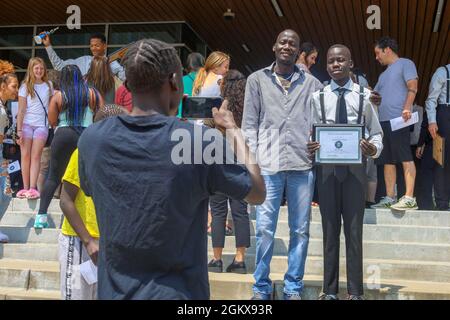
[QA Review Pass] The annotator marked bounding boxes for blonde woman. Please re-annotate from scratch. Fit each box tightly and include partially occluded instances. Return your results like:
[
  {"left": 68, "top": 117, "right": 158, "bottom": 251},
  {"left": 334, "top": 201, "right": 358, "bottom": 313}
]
[
  {"left": 16, "top": 58, "right": 53, "bottom": 199},
  {"left": 192, "top": 51, "right": 230, "bottom": 97}
]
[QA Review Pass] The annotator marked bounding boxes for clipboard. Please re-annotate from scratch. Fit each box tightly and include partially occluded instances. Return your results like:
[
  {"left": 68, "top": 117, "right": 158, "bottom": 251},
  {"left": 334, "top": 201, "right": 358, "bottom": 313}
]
[
  {"left": 433, "top": 134, "right": 445, "bottom": 167},
  {"left": 108, "top": 42, "right": 135, "bottom": 62}
]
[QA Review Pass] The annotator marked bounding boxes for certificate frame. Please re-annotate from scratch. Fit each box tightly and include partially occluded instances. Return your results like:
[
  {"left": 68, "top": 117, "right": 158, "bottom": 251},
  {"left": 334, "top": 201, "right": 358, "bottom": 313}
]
[{"left": 313, "top": 124, "right": 364, "bottom": 165}]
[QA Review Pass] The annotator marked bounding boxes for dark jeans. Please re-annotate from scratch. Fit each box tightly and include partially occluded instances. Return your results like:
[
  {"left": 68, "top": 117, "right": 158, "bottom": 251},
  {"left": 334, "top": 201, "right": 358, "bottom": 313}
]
[
  {"left": 38, "top": 127, "right": 83, "bottom": 215},
  {"left": 210, "top": 194, "right": 250, "bottom": 249}
]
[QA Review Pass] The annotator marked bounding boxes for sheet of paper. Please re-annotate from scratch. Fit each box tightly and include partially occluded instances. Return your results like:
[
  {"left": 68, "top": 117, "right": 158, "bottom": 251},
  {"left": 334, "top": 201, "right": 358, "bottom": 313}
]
[
  {"left": 319, "top": 130, "right": 360, "bottom": 160},
  {"left": 79, "top": 260, "right": 98, "bottom": 285},
  {"left": 390, "top": 112, "right": 419, "bottom": 132}
]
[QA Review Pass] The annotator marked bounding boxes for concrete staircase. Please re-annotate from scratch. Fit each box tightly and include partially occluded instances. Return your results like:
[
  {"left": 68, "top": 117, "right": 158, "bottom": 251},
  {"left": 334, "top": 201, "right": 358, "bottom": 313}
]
[{"left": 0, "top": 198, "right": 449, "bottom": 300}]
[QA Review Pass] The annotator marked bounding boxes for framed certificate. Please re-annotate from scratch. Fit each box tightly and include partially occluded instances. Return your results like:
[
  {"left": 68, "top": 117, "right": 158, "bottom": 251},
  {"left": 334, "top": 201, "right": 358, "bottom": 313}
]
[{"left": 313, "top": 124, "right": 364, "bottom": 165}]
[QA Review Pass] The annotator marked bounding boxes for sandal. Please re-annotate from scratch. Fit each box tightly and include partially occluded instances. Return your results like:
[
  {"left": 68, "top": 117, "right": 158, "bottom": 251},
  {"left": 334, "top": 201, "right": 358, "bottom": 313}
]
[
  {"left": 16, "top": 189, "right": 29, "bottom": 199},
  {"left": 26, "top": 188, "right": 40, "bottom": 200}
]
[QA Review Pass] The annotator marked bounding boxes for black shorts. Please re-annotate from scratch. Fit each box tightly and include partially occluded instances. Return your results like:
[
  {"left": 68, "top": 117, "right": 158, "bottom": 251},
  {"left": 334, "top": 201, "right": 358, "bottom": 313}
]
[{"left": 376, "top": 121, "right": 414, "bottom": 165}]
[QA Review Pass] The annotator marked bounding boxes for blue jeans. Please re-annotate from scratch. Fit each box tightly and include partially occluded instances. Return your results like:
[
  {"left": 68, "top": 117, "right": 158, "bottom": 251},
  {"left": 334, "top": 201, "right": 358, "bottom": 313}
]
[{"left": 253, "top": 170, "right": 315, "bottom": 295}]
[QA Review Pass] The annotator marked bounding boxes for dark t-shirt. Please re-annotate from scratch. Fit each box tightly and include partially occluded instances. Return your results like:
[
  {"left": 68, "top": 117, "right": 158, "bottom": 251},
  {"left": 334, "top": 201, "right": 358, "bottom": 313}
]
[{"left": 78, "top": 114, "right": 251, "bottom": 300}]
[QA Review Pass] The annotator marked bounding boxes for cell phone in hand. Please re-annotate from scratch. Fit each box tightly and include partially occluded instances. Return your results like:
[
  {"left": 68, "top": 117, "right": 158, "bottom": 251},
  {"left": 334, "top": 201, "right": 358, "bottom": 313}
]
[{"left": 182, "top": 96, "right": 223, "bottom": 119}]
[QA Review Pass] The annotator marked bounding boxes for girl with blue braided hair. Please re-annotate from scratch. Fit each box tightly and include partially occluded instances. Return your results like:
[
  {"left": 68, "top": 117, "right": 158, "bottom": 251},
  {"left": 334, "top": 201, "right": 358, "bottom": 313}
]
[{"left": 33, "top": 64, "right": 104, "bottom": 229}]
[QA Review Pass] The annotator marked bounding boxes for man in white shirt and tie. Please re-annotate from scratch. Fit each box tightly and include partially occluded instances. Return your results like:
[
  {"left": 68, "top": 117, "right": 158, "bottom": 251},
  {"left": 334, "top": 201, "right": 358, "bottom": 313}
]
[{"left": 308, "top": 45, "right": 383, "bottom": 300}]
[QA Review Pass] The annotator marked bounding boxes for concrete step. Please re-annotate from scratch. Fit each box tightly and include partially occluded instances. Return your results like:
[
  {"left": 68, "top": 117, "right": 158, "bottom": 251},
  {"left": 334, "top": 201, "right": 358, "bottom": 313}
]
[
  {"left": 249, "top": 206, "right": 450, "bottom": 227},
  {"left": 209, "top": 237, "right": 450, "bottom": 262},
  {"left": 0, "top": 287, "right": 59, "bottom": 300},
  {"left": 0, "top": 259, "right": 59, "bottom": 291},
  {"left": 1, "top": 235, "right": 449, "bottom": 264},
  {"left": 209, "top": 253, "right": 450, "bottom": 283},
  {"left": 209, "top": 273, "right": 450, "bottom": 300},
  {"left": 2, "top": 257, "right": 450, "bottom": 299},
  {"left": 0, "top": 243, "right": 58, "bottom": 261},
  {"left": 4, "top": 198, "right": 61, "bottom": 214},
  {"left": 3, "top": 251, "right": 450, "bottom": 293},
  {"left": 248, "top": 221, "right": 450, "bottom": 244},
  {"left": 2, "top": 220, "right": 448, "bottom": 244},
  {"left": 0, "top": 212, "right": 63, "bottom": 228},
  {"left": 0, "top": 226, "right": 60, "bottom": 243}
]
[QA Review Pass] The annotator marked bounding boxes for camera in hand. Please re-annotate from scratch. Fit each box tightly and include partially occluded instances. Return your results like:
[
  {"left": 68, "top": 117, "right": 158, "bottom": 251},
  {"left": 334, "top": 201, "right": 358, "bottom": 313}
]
[{"left": 182, "top": 96, "right": 223, "bottom": 119}]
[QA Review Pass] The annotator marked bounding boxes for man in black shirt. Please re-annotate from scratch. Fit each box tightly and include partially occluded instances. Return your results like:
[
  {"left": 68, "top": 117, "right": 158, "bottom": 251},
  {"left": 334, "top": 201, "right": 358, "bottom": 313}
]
[{"left": 78, "top": 39, "right": 265, "bottom": 300}]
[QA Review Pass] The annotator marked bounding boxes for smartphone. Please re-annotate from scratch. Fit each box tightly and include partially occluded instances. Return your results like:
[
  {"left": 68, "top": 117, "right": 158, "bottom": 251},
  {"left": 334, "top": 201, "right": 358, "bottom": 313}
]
[{"left": 182, "top": 96, "right": 223, "bottom": 119}]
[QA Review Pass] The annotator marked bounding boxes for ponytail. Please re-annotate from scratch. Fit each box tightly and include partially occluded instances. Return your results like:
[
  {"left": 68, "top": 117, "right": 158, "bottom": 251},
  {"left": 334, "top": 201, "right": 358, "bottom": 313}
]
[{"left": 192, "top": 67, "right": 208, "bottom": 96}]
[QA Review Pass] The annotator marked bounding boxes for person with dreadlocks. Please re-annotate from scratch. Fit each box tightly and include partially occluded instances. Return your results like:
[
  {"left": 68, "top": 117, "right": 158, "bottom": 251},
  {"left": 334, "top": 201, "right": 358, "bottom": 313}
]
[
  {"left": 59, "top": 104, "right": 127, "bottom": 300},
  {"left": 0, "top": 60, "right": 19, "bottom": 243},
  {"left": 77, "top": 39, "right": 265, "bottom": 300},
  {"left": 33, "top": 65, "right": 104, "bottom": 229}
]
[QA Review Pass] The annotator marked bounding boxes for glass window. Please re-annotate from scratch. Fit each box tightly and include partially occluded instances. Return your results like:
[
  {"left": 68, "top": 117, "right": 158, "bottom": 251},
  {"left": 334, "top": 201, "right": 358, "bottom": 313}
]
[
  {"left": 109, "top": 24, "right": 181, "bottom": 45},
  {"left": 0, "top": 49, "right": 32, "bottom": 70},
  {"left": 182, "top": 24, "right": 207, "bottom": 56},
  {"left": 0, "top": 27, "right": 34, "bottom": 47},
  {"left": 178, "top": 46, "right": 193, "bottom": 70},
  {"left": 35, "top": 25, "right": 106, "bottom": 46},
  {"left": 35, "top": 48, "right": 92, "bottom": 69}
]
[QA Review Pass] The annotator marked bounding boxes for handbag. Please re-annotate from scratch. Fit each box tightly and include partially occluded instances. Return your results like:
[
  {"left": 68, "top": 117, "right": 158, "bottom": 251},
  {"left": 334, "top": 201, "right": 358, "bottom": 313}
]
[{"left": 34, "top": 89, "right": 54, "bottom": 147}]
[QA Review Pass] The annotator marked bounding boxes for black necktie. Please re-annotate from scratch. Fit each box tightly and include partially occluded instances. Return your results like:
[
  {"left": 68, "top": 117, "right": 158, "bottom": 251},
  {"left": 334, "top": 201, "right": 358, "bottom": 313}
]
[
  {"left": 335, "top": 88, "right": 348, "bottom": 182},
  {"left": 336, "top": 88, "right": 348, "bottom": 124}
]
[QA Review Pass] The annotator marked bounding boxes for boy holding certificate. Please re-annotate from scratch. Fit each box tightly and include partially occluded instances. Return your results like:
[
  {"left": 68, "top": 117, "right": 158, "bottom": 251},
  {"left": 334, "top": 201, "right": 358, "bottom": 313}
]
[{"left": 307, "top": 45, "right": 383, "bottom": 300}]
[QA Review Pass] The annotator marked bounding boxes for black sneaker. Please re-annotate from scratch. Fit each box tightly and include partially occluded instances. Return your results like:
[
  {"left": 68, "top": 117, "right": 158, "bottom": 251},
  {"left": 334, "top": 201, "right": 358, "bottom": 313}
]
[
  {"left": 318, "top": 293, "right": 339, "bottom": 300},
  {"left": 208, "top": 259, "right": 223, "bottom": 273},
  {"left": 225, "top": 259, "right": 247, "bottom": 274}
]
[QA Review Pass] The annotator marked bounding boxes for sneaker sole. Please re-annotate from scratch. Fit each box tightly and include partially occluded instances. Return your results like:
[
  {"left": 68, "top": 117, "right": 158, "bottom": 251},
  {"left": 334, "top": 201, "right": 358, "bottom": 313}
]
[
  {"left": 33, "top": 224, "right": 49, "bottom": 229},
  {"left": 391, "top": 205, "right": 418, "bottom": 211},
  {"left": 391, "top": 208, "right": 418, "bottom": 211}
]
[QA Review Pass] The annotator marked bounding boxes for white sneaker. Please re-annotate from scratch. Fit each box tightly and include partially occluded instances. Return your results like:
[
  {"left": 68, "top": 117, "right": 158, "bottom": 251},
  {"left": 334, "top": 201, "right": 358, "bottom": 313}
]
[
  {"left": 0, "top": 231, "right": 9, "bottom": 243},
  {"left": 391, "top": 196, "right": 418, "bottom": 211},
  {"left": 371, "top": 197, "right": 397, "bottom": 209}
]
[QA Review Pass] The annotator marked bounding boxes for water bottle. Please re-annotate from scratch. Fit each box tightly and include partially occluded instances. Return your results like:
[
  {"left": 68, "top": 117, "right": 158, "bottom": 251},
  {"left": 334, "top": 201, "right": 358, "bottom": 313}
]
[{"left": 34, "top": 27, "right": 59, "bottom": 45}]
